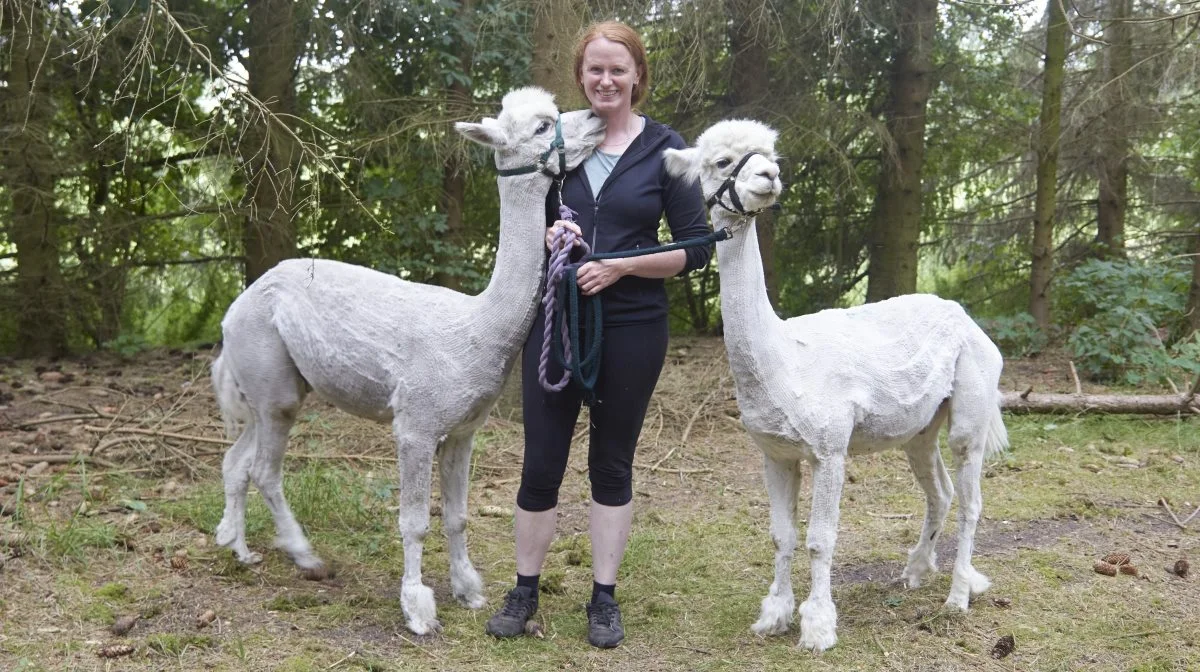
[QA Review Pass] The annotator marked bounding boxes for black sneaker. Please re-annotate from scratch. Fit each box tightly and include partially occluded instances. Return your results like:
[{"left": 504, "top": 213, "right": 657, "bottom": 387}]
[
  {"left": 485, "top": 586, "right": 538, "bottom": 638},
  {"left": 585, "top": 592, "right": 624, "bottom": 648}
]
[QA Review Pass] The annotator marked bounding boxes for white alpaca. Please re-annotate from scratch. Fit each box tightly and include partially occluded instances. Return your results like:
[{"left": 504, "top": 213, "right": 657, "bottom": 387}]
[
  {"left": 664, "top": 120, "right": 1008, "bottom": 653},
  {"left": 210, "top": 87, "right": 604, "bottom": 635}
]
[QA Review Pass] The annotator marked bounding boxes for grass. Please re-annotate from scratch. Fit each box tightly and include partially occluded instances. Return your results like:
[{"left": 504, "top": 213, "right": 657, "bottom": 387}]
[{"left": 2, "top": 359, "right": 1199, "bottom": 670}]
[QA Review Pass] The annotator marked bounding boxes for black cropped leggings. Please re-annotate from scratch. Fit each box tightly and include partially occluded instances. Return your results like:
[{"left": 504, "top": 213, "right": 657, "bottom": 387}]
[{"left": 517, "top": 313, "right": 669, "bottom": 511}]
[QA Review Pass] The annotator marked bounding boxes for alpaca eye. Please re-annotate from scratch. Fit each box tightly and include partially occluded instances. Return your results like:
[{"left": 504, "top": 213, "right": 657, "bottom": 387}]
[
  {"left": 715, "top": 158, "right": 732, "bottom": 169},
  {"left": 536, "top": 121, "right": 552, "bottom": 134}
]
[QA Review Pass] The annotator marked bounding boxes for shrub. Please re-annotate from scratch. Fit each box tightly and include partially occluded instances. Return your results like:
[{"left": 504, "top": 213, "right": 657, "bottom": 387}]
[{"left": 1057, "top": 259, "right": 1197, "bottom": 386}]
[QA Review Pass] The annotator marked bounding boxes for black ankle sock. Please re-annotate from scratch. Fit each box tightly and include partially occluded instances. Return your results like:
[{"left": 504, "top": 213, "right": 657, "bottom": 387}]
[
  {"left": 591, "top": 581, "right": 615, "bottom": 603},
  {"left": 516, "top": 573, "right": 540, "bottom": 593}
]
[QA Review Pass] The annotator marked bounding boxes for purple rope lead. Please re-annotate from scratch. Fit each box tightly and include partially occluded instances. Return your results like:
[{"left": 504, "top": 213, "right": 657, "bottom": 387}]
[{"left": 538, "top": 203, "right": 590, "bottom": 392}]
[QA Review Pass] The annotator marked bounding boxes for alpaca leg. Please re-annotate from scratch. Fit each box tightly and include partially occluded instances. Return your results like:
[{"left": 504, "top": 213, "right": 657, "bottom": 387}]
[
  {"left": 901, "top": 422, "right": 953, "bottom": 588},
  {"left": 798, "top": 452, "right": 845, "bottom": 653},
  {"left": 395, "top": 422, "right": 440, "bottom": 635},
  {"left": 751, "top": 452, "right": 801, "bottom": 636},
  {"left": 250, "top": 409, "right": 329, "bottom": 580},
  {"left": 216, "top": 423, "right": 261, "bottom": 564},
  {"left": 944, "top": 440, "right": 989, "bottom": 610},
  {"left": 437, "top": 433, "right": 485, "bottom": 609}
]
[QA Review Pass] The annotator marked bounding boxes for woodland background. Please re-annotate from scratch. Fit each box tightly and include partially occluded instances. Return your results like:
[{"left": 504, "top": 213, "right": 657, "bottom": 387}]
[{"left": 1, "top": 0, "right": 1199, "bottom": 389}]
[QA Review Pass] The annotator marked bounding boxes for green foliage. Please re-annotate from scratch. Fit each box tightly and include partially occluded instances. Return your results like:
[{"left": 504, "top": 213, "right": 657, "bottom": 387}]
[
  {"left": 974, "top": 312, "right": 1048, "bottom": 357},
  {"left": 1058, "top": 259, "right": 1198, "bottom": 385}
]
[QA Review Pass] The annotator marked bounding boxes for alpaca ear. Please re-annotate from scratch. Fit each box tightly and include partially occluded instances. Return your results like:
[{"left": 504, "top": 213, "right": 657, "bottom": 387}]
[
  {"left": 663, "top": 147, "right": 701, "bottom": 184},
  {"left": 456, "top": 118, "right": 507, "bottom": 148}
]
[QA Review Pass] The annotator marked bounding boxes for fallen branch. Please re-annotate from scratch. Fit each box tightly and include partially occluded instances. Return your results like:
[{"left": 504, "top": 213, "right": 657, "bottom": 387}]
[
  {"left": 83, "top": 425, "right": 233, "bottom": 446},
  {"left": 634, "top": 463, "right": 713, "bottom": 474},
  {"left": 0, "top": 453, "right": 118, "bottom": 469},
  {"left": 17, "top": 413, "right": 102, "bottom": 429},
  {"left": 1068, "top": 361, "right": 1082, "bottom": 396},
  {"left": 1002, "top": 391, "right": 1200, "bottom": 415}
]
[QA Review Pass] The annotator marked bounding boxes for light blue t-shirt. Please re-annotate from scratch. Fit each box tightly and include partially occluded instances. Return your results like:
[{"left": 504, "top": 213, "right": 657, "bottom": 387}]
[{"left": 583, "top": 150, "right": 621, "bottom": 199}]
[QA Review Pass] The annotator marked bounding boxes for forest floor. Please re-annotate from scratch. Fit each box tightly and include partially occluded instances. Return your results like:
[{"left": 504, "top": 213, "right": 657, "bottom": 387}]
[{"left": 0, "top": 337, "right": 1197, "bottom": 671}]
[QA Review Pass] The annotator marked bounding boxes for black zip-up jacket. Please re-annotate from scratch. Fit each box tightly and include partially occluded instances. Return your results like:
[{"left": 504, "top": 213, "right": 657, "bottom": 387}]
[{"left": 545, "top": 115, "right": 712, "bottom": 325}]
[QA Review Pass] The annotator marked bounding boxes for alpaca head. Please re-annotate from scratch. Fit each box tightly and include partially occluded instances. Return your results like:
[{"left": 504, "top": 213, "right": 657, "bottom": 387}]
[
  {"left": 455, "top": 86, "right": 605, "bottom": 177},
  {"left": 663, "top": 120, "right": 781, "bottom": 225}
]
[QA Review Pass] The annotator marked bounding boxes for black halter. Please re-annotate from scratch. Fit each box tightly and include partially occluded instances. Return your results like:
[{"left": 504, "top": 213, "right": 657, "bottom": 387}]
[
  {"left": 495, "top": 116, "right": 567, "bottom": 178},
  {"left": 705, "top": 151, "right": 769, "bottom": 216}
]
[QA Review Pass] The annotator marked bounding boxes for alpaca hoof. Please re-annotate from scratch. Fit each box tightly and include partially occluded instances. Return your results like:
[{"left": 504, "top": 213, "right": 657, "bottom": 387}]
[
  {"left": 902, "top": 564, "right": 937, "bottom": 589},
  {"left": 214, "top": 520, "right": 237, "bottom": 547},
  {"left": 798, "top": 600, "right": 837, "bottom": 653},
  {"left": 401, "top": 582, "right": 439, "bottom": 636},
  {"left": 299, "top": 563, "right": 334, "bottom": 582},
  {"left": 451, "top": 566, "right": 486, "bottom": 609},
  {"left": 751, "top": 594, "right": 794, "bottom": 636}
]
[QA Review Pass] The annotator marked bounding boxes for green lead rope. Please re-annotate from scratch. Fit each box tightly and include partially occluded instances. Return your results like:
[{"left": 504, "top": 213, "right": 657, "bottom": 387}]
[{"left": 548, "top": 228, "right": 731, "bottom": 404}]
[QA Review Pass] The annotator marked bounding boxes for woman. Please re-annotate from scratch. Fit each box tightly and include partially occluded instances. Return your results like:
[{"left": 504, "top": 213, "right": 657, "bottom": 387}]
[{"left": 485, "top": 21, "right": 712, "bottom": 649}]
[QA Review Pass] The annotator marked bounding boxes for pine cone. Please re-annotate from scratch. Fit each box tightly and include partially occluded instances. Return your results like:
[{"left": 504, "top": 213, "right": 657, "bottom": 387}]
[
  {"left": 169, "top": 555, "right": 189, "bottom": 570},
  {"left": 195, "top": 609, "right": 217, "bottom": 629},
  {"left": 990, "top": 634, "right": 1015, "bottom": 659},
  {"left": 98, "top": 644, "right": 135, "bottom": 658},
  {"left": 1094, "top": 561, "right": 1118, "bottom": 576},
  {"left": 1174, "top": 559, "right": 1190, "bottom": 578},
  {"left": 1119, "top": 564, "right": 1138, "bottom": 576},
  {"left": 1101, "top": 552, "right": 1131, "bottom": 566}
]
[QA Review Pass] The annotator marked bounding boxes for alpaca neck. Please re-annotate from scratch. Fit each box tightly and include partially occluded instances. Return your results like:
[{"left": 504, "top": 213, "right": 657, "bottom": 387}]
[
  {"left": 474, "top": 173, "right": 549, "bottom": 349},
  {"left": 716, "top": 213, "right": 786, "bottom": 359}
]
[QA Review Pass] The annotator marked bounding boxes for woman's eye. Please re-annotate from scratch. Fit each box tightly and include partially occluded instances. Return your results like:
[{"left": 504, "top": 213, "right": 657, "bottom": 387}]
[
  {"left": 715, "top": 158, "right": 732, "bottom": 169},
  {"left": 536, "top": 121, "right": 552, "bottom": 134}
]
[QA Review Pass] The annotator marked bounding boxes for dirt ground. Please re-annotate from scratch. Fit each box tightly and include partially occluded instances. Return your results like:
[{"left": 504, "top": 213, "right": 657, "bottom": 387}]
[{"left": 0, "top": 339, "right": 1196, "bottom": 671}]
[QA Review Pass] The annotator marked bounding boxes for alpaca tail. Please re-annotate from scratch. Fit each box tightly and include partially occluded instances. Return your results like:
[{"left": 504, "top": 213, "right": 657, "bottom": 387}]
[
  {"left": 983, "top": 401, "right": 1009, "bottom": 460},
  {"left": 211, "top": 351, "right": 251, "bottom": 438}
]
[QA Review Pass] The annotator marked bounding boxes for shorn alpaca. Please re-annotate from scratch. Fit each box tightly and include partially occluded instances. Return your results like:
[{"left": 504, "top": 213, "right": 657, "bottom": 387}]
[
  {"left": 664, "top": 120, "right": 1008, "bottom": 652},
  {"left": 211, "top": 87, "right": 604, "bottom": 635}
]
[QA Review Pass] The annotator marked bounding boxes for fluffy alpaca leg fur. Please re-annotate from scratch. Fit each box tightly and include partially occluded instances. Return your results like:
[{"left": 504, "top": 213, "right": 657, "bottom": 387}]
[
  {"left": 438, "top": 434, "right": 486, "bottom": 609},
  {"left": 249, "top": 410, "right": 330, "bottom": 580},
  {"left": 216, "top": 425, "right": 261, "bottom": 564},
  {"left": 751, "top": 452, "right": 800, "bottom": 636},
  {"left": 901, "top": 423, "right": 953, "bottom": 589},
  {"left": 945, "top": 442, "right": 989, "bottom": 610},
  {"left": 797, "top": 453, "right": 845, "bottom": 652},
  {"left": 396, "top": 421, "right": 441, "bottom": 634}
]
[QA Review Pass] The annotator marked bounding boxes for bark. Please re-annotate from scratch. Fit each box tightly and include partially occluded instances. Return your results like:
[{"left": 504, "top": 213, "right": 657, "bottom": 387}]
[
  {"left": 240, "top": 0, "right": 304, "bottom": 286},
  {"left": 727, "top": 0, "right": 779, "bottom": 309},
  {"left": 1002, "top": 391, "right": 1200, "bottom": 416},
  {"left": 433, "top": 0, "right": 474, "bottom": 291},
  {"left": 2, "top": 2, "right": 68, "bottom": 357},
  {"left": 1096, "top": 0, "right": 1131, "bottom": 259},
  {"left": 1186, "top": 223, "right": 1200, "bottom": 335},
  {"left": 530, "top": 0, "right": 585, "bottom": 108},
  {"left": 1029, "top": 0, "right": 1068, "bottom": 328},
  {"left": 866, "top": 0, "right": 937, "bottom": 303}
]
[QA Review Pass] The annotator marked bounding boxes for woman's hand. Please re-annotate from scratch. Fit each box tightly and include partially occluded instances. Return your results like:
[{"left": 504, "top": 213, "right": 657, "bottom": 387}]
[
  {"left": 546, "top": 219, "right": 584, "bottom": 250},
  {"left": 575, "top": 259, "right": 627, "bottom": 295}
]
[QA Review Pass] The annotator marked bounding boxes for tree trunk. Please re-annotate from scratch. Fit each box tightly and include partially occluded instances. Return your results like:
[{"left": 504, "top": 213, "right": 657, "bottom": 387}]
[
  {"left": 2, "top": 2, "right": 68, "bottom": 357},
  {"left": 1186, "top": 223, "right": 1200, "bottom": 336},
  {"left": 530, "top": 0, "right": 585, "bottom": 108},
  {"left": 1029, "top": 0, "right": 1068, "bottom": 328},
  {"left": 866, "top": 0, "right": 937, "bottom": 303},
  {"left": 1096, "top": 0, "right": 1131, "bottom": 259},
  {"left": 727, "top": 0, "right": 779, "bottom": 310},
  {"left": 433, "top": 0, "right": 474, "bottom": 291},
  {"left": 241, "top": 0, "right": 303, "bottom": 286},
  {"left": 1002, "top": 391, "right": 1200, "bottom": 416}
]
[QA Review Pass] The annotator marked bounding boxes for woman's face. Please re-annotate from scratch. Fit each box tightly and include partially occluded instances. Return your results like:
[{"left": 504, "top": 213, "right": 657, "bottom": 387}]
[{"left": 580, "top": 37, "right": 638, "bottom": 117}]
